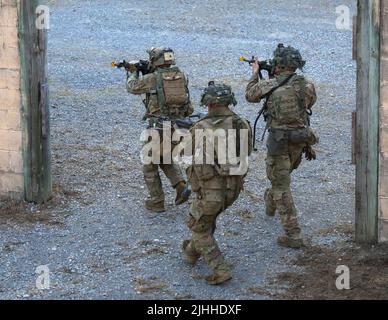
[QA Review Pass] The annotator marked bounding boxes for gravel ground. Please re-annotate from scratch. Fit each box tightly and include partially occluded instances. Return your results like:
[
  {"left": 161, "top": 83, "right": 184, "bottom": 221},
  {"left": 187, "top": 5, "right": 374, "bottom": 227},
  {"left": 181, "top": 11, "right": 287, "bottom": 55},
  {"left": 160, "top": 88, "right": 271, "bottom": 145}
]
[{"left": 0, "top": 0, "right": 360, "bottom": 299}]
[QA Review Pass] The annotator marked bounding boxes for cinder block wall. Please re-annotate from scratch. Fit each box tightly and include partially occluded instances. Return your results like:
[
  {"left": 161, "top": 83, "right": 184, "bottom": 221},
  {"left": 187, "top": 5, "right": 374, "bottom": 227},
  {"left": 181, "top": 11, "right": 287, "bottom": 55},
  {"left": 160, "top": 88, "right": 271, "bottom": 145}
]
[{"left": 0, "top": 0, "right": 24, "bottom": 199}]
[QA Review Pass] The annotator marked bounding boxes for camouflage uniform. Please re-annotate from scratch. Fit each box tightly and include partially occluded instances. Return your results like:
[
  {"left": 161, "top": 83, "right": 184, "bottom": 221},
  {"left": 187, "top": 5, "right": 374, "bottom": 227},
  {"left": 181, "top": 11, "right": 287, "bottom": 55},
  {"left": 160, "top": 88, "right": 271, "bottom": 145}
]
[
  {"left": 245, "top": 45, "right": 318, "bottom": 248},
  {"left": 183, "top": 83, "right": 252, "bottom": 285},
  {"left": 127, "top": 48, "right": 193, "bottom": 212}
]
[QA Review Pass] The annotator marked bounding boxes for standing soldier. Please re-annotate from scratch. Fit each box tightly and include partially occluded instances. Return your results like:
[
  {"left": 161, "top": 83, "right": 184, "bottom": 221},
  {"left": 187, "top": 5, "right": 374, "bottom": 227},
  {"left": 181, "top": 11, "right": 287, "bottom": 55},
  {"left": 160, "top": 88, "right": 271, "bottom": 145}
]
[
  {"left": 127, "top": 47, "right": 193, "bottom": 213},
  {"left": 245, "top": 44, "right": 318, "bottom": 249},
  {"left": 183, "top": 82, "right": 253, "bottom": 285}
]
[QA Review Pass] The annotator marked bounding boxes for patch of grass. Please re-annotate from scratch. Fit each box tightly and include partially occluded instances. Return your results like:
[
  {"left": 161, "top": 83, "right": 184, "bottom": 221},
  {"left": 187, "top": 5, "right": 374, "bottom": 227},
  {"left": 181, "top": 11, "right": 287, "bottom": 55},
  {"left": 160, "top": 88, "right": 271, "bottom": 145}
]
[
  {"left": 134, "top": 278, "right": 167, "bottom": 294},
  {"left": 242, "top": 190, "right": 262, "bottom": 203},
  {"left": 58, "top": 267, "right": 76, "bottom": 274},
  {"left": 3, "top": 241, "right": 25, "bottom": 253},
  {"left": 0, "top": 199, "right": 62, "bottom": 226},
  {"left": 248, "top": 286, "right": 273, "bottom": 296},
  {"left": 237, "top": 208, "right": 255, "bottom": 221},
  {"left": 144, "top": 247, "right": 168, "bottom": 255},
  {"left": 223, "top": 230, "right": 240, "bottom": 237},
  {"left": 0, "top": 183, "right": 83, "bottom": 227}
]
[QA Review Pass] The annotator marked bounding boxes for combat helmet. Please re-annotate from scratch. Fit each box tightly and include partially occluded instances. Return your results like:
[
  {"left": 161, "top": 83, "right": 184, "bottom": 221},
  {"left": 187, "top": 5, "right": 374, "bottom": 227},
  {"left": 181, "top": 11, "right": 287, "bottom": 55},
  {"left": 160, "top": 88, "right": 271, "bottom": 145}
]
[
  {"left": 273, "top": 43, "right": 306, "bottom": 70},
  {"left": 147, "top": 47, "right": 175, "bottom": 68},
  {"left": 200, "top": 81, "right": 237, "bottom": 107}
]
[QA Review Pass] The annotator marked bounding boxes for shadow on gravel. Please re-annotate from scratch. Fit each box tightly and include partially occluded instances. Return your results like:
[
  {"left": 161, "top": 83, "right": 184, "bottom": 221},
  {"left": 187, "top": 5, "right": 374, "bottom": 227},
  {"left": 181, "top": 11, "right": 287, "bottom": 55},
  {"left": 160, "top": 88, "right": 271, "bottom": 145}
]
[{"left": 251, "top": 225, "right": 388, "bottom": 300}]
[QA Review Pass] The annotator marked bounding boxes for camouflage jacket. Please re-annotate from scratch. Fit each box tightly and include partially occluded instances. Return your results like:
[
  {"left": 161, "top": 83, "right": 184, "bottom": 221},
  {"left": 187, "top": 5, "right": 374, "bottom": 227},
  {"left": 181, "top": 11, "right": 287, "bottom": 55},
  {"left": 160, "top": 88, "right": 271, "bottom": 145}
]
[
  {"left": 245, "top": 71, "right": 317, "bottom": 130},
  {"left": 126, "top": 68, "right": 193, "bottom": 119},
  {"left": 187, "top": 106, "right": 253, "bottom": 190}
]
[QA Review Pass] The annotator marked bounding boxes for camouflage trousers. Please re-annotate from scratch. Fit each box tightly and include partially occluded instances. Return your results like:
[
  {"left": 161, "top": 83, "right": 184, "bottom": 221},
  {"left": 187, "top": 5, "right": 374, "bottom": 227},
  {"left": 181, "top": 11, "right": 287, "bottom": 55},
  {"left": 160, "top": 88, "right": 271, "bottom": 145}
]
[
  {"left": 265, "top": 142, "right": 305, "bottom": 237},
  {"left": 186, "top": 180, "right": 241, "bottom": 274},
  {"left": 143, "top": 163, "right": 184, "bottom": 202},
  {"left": 142, "top": 131, "right": 186, "bottom": 202}
]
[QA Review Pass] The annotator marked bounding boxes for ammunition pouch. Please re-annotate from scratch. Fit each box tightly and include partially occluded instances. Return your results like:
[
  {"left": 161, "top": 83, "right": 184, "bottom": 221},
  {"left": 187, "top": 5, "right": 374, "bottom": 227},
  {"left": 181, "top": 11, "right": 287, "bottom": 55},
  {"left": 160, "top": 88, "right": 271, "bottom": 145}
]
[
  {"left": 267, "top": 129, "right": 288, "bottom": 156},
  {"left": 288, "top": 128, "right": 310, "bottom": 144},
  {"left": 289, "top": 127, "right": 319, "bottom": 145},
  {"left": 267, "top": 127, "right": 317, "bottom": 156}
]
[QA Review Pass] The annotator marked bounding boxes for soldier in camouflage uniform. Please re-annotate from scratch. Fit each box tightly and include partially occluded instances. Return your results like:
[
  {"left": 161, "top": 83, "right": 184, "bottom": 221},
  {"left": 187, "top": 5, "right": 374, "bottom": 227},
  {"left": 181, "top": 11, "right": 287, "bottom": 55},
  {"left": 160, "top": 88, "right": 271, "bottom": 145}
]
[
  {"left": 183, "top": 82, "right": 253, "bottom": 285},
  {"left": 127, "top": 47, "right": 193, "bottom": 213},
  {"left": 245, "top": 45, "right": 318, "bottom": 249}
]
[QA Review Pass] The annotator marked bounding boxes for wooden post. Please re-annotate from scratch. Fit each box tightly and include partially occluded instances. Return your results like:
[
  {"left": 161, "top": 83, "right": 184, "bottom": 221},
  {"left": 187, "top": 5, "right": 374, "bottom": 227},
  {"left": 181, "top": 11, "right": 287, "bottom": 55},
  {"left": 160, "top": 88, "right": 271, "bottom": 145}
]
[
  {"left": 379, "top": 0, "right": 388, "bottom": 242},
  {"left": 355, "top": 0, "right": 380, "bottom": 243},
  {"left": 18, "top": 0, "right": 51, "bottom": 203},
  {"left": 352, "top": 111, "right": 357, "bottom": 165}
]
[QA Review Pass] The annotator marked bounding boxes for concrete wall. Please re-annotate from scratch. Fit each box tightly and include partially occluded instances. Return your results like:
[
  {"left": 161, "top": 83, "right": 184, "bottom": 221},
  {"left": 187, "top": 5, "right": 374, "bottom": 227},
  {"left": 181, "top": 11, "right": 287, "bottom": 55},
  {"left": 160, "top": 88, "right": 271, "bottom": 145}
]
[{"left": 0, "top": 0, "right": 24, "bottom": 199}]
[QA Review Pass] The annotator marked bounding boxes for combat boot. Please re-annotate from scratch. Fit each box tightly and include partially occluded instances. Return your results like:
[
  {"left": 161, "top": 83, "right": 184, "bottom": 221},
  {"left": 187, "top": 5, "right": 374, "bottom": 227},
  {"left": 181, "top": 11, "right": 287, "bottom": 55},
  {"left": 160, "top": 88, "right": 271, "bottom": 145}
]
[
  {"left": 205, "top": 271, "right": 232, "bottom": 285},
  {"left": 182, "top": 240, "right": 200, "bottom": 265},
  {"left": 175, "top": 181, "right": 191, "bottom": 206},
  {"left": 277, "top": 234, "right": 304, "bottom": 249},
  {"left": 145, "top": 199, "right": 166, "bottom": 213},
  {"left": 264, "top": 189, "right": 276, "bottom": 217}
]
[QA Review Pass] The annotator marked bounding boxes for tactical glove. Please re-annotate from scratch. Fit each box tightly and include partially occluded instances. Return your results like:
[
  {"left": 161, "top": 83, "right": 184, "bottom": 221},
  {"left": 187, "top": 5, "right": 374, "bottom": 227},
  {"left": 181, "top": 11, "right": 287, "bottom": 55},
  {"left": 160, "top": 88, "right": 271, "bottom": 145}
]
[{"left": 303, "top": 145, "right": 316, "bottom": 161}]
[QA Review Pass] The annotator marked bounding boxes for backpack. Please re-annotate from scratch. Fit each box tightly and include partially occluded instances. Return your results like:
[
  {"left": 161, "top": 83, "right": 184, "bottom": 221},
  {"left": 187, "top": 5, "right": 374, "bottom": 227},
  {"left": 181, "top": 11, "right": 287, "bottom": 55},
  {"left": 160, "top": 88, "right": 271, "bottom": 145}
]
[
  {"left": 196, "top": 113, "right": 251, "bottom": 178},
  {"left": 155, "top": 66, "right": 190, "bottom": 116}
]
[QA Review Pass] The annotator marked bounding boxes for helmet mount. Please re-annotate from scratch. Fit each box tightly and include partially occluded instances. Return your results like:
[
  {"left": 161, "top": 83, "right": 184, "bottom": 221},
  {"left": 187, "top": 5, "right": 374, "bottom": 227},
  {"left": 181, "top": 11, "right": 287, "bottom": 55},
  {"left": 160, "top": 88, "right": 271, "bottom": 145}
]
[{"left": 200, "top": 82, "right": 237, "bottom": 107}]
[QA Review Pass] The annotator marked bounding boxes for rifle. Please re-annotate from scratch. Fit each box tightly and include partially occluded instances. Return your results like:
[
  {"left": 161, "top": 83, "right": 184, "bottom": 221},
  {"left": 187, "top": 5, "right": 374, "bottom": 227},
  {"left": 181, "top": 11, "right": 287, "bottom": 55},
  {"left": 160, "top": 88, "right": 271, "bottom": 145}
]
[
  {"left": 174, "top": 113, "right": 206, "bottom": 129},
  {"left": 111, "top": 59, "right": 151, "bottom": 76},
  {"left": 240, "top": 56, "right": 275, "bottom": 79},
  {"left": 146, "top": 113, "right": 206, "bottom": 130}
]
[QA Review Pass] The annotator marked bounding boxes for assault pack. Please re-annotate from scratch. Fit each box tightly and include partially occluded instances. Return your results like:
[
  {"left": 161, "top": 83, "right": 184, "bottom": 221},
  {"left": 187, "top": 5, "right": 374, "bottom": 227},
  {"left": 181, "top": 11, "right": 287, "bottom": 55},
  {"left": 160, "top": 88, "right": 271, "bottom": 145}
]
[
  {"left": 267, "top": 74, "right": 308, "bottom": 127},
  {"left": 155, "top": 66, "right": 191, "bottom": 117}
]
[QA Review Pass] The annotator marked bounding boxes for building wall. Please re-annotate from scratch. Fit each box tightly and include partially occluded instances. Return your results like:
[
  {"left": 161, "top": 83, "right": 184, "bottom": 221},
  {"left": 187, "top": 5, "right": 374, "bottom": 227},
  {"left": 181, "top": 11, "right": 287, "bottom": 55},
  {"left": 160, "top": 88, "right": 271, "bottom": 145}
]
[{"left": 0, "top": 0, "right": 24, "bottom": 199}]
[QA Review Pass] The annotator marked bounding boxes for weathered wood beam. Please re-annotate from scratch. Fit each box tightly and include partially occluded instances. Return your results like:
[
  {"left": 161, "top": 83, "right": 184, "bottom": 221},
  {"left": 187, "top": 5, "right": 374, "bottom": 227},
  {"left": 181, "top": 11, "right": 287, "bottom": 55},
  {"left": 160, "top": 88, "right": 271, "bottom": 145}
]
[
  {"left": 379, "top": 0, "right": 388, "bottom": 242},
  {"left": 18, "top": 0, "right": 51, "bottom": 203},
  {"left": 355, "top": 0, "right": 380, "bottom": 243}
]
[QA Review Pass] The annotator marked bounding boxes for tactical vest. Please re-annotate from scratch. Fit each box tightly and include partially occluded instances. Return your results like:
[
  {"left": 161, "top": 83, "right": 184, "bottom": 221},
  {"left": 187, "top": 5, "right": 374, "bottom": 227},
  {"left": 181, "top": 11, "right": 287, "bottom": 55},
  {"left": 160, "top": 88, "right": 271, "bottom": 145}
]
[
  {"left": 190, "top": 113, "right": 251, "bottom": 181},
  {"left": 154, "top": 66, "right": 191, "bottom": 117},
  {"left": 266, "top": 75, "right": 307, "bottom": 128},
  {"left": 188, "top": 113, "right": 251, "bottom": 209}
]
